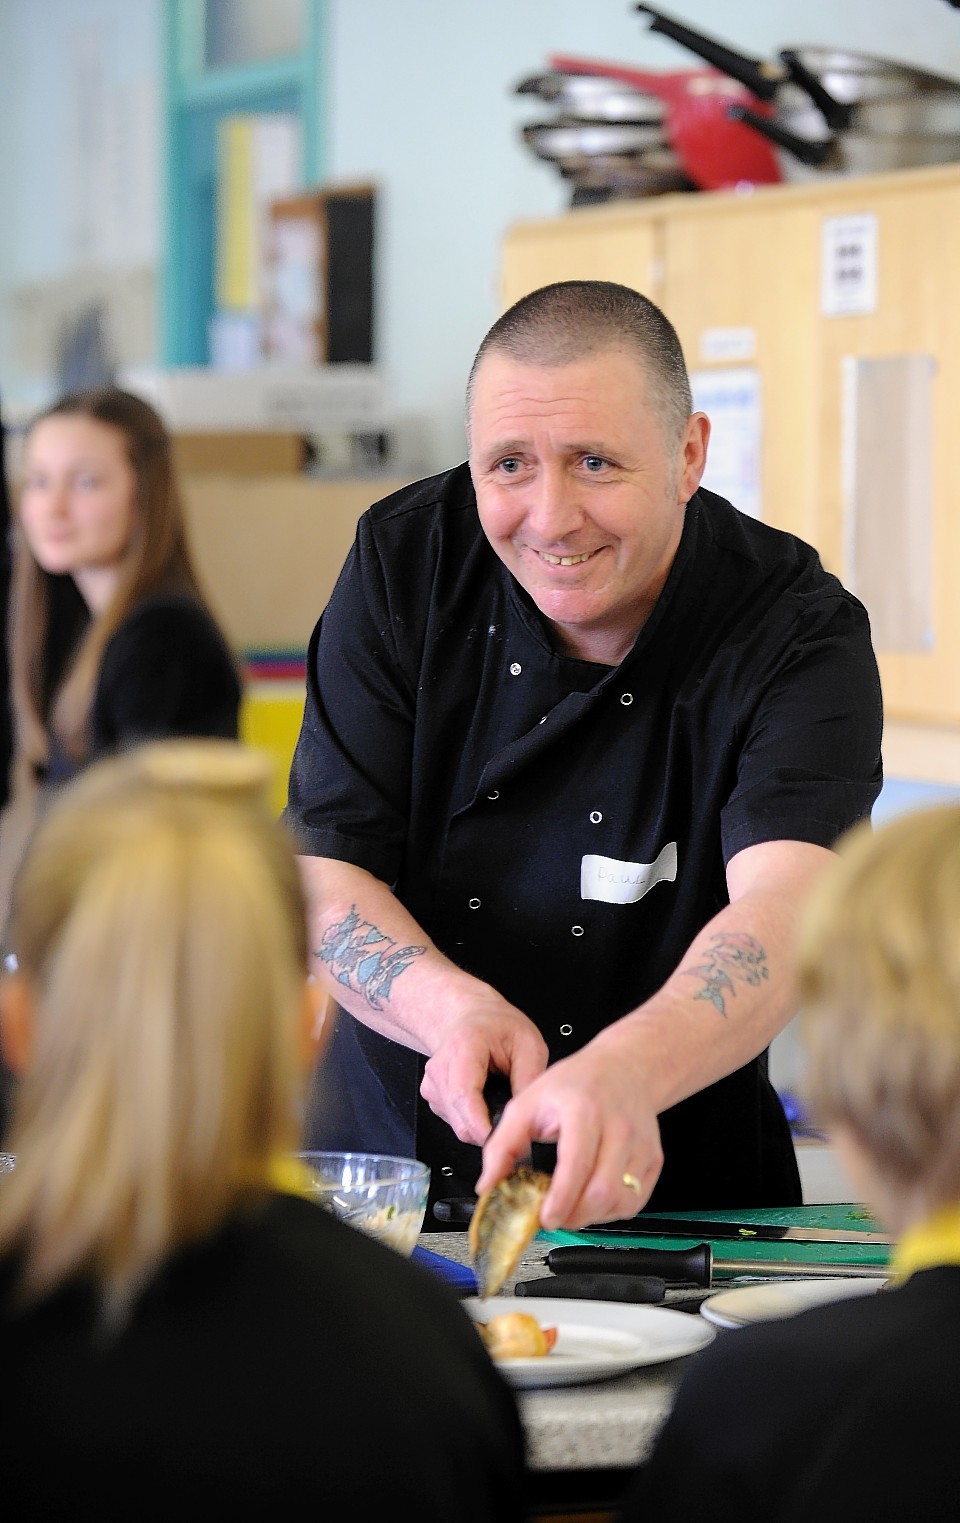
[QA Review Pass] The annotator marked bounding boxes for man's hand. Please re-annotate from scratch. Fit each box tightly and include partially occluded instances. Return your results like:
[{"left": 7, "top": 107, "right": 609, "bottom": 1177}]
[
  {"left": 299, "top": 855, "right": 550, "bottom": 1141},
  {"left": 419, "top": 999, "right": 549, "bottom": 1147},
  {"left": 476, "top": 1031, "right": 664, "bottom": 1229}
]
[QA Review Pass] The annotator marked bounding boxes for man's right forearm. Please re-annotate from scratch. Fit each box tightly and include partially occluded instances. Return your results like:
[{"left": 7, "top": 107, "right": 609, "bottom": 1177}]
[{"left": 297, "top": 855, "right": 498, "bottom": 1056}]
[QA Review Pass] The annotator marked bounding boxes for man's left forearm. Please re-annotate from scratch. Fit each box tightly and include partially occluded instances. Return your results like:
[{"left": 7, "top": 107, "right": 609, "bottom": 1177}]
[{"left": 592, "top": 838, "right": 835, "bottom": 1114}]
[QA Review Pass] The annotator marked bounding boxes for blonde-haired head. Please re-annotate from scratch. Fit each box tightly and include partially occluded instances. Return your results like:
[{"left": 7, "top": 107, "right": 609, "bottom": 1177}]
[
  {"left": 797, "top": 804, "right": 960, "bottom": 1211},
  {"left": 0, "top": 739, "right": 309, "bottom": 1318}
]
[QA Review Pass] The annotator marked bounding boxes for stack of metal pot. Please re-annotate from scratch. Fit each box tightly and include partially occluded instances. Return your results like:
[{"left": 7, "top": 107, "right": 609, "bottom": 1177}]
[
  {"left": 635, "top": 5, "right": 960, "bottom": 184},
  {"left": 514, "top": 67, "right": 694, "bottom": 205}
]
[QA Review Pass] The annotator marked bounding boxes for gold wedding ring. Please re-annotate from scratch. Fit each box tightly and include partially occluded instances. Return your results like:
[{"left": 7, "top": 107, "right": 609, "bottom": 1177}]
[{"left": 622, "top": 1172, "right": 643, "bottom": 1193}]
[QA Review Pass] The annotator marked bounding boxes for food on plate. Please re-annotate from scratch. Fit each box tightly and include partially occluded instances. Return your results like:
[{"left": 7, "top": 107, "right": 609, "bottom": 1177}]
[
  {"left": 469, "top": 1165, "right": 552, "bottom": 1297},
  {"left": 476, "top": 1311, "right": 559, "bottom": 1360}
]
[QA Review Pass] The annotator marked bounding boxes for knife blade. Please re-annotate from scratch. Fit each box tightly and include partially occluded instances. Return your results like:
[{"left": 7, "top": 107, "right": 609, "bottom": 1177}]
[{"left": 586, "top": 1214, "right": 892, "bottom": 1245}]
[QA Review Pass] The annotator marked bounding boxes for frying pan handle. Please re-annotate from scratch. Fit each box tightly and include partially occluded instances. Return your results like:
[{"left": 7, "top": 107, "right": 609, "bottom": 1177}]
[
  {"left": 726, "top": 103, "right": 836, "bottom": 167},
  {"left": 634, "top": 2, "right": 784, "bottom": 101},
  {"left": 778, "top": 48, "right": 853, "bottom": 131},
  {"left": 547, "top": 51, "right": 672, "bottom": 97}
]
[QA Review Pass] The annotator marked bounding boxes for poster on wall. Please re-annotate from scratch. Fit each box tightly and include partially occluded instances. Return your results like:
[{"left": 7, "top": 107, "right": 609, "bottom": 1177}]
[{"left": 690, "top": 366, "right": 763, "bottom": 522}]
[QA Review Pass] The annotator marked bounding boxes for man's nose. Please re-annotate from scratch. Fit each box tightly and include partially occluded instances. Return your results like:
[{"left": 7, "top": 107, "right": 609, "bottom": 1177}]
[
  {"left": 524, "top": 467, "right": 584, "bottom": 543},
  {"left": 45, "top": 482, "right": 71, "bottom": 516}
]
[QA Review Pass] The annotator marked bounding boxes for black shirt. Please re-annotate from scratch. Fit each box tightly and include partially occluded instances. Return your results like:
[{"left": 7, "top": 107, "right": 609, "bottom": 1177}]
[
  {"left": 618, "top": 1266, "right": 960, "bottom": 1523},
  {"left": 44, "top": 590, "right": 242, "bottom": 784},
  {"left": 0, "top": 1193, "right": 525, "bottom": 1520},
  {"left": 285, "top": 465, "right": 882, "bottom": 1210}
]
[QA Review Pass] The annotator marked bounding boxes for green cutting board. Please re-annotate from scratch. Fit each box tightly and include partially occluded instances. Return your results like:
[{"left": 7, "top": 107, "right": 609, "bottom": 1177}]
[{"left": 539, "top": 1204, "right": 890, "bottom": 1268}]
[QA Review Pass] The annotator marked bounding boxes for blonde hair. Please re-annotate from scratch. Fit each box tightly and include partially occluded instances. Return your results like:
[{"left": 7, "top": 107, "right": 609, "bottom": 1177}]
[
  {"left": 797, "top": 805, "right": 960, "bottom": 1208},
  {"left": 0, "top": 740, "right": 308, "bottom": 1319},
  {"left": 10, "top": 386, "right": 222, "bottom": 769}
]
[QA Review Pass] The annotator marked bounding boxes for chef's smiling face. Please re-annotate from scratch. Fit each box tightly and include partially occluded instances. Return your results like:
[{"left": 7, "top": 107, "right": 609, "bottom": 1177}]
[{"left": 468, "top": 346, "right": 709, "bottom": 665}]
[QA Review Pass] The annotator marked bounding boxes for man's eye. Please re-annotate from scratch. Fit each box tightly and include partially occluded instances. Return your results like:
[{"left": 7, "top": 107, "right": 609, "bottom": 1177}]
[
  {"left": 496, "top": 457, "right": 522, "bottom": 475},
  {"left": 583, "top": 455, "right": 608, "bottom": 472}
]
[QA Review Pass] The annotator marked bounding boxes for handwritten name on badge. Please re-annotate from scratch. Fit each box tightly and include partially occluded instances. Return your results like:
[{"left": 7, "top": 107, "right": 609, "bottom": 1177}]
[{"left": 580, "top": 843, "right": 678, "bottom": 906}]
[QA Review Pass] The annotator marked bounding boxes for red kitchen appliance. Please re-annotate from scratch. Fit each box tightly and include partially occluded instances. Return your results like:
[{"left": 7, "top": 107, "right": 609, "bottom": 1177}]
[{"left": 548, "top": 50, "right": 782, "bottom": 190}]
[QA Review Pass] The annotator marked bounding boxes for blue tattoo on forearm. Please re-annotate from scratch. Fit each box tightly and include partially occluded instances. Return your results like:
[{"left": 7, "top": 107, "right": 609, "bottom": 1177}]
[
  {"left": 316, "top": 905, "right": 425, "bottom": 1011},
  {"left": 684, "top": 932, "right": 769, "bottom": 1017}
]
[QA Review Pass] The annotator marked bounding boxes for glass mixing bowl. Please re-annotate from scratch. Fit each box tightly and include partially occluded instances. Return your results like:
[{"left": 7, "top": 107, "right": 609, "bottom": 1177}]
[{"left": 296, "top": 1150, "right": 430, "bottom": 1256}]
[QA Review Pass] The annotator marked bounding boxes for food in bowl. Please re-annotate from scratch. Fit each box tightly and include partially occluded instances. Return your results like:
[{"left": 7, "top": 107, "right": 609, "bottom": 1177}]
[
  {"left": 296, "top": 1151, "right": 430, "bottom": 1256},
  {"left": 476, "top": 1311, "right": 558, "bottom": 1360}
]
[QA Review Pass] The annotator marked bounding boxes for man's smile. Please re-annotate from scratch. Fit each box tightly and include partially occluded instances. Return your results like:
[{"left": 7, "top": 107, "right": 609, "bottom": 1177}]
[{"left": 535, "top": 549, "right": 596, "bottom": 566}]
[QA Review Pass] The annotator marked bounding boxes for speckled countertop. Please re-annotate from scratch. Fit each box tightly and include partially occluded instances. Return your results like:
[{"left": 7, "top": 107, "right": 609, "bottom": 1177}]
[{"left": 423, "top": 1230, "right": 718, "bottom": 1473}]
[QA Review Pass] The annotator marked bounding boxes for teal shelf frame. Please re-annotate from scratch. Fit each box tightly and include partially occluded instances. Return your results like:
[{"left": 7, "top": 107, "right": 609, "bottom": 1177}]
[{"left": 161, "top": 0, "right": 325, "bottom": 366}]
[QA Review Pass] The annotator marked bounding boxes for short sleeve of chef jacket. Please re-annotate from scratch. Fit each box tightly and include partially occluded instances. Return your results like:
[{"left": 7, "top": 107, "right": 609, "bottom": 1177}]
[{"left": 283, "top": 470, "right": 883, "bottom": 882}]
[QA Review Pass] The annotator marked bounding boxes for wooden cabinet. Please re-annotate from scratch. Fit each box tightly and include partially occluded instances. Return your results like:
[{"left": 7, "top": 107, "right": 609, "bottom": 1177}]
[
  {"left": 501, "top": 202, "right": 661, "bottom": 311},
  {"left": 499, "top": 166, "right": 960, "bottom": 761},
  {"left": 180, "top": 471, "right": 410, "bottom": 814},
  {"left": 180, "top": 472, "right": 408, "bottom": 653}
]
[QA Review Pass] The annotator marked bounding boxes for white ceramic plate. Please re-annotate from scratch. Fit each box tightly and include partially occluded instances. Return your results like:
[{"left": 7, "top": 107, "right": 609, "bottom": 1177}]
[
  {"left": 464, "top": 1296, "right": 715, "bottom": 1389},
  {"left": 700, "top": 1276, "right": 888, "bottom": 1331}
]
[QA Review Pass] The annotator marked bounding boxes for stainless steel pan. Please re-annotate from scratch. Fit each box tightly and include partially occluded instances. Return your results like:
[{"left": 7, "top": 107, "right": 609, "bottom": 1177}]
[
  {"left": 545, "top": 52, "right": 782, "bottom": 190},
  {"left": 635, "top": 6, "right": 960, "bottom": 126},
  {"left": 522, "top": 118, "right": 673, "bottom": 162},
  {"left": 515, "top": 70, "right": 668, "bottom": 124},
  {"left": 729, "top": 105, "right": 960, "bottom": 182}
]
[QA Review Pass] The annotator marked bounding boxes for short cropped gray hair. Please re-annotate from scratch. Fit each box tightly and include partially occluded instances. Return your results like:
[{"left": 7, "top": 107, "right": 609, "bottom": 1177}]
[{"left": 465, "top": 280, "right": 693, "bottom": 447}]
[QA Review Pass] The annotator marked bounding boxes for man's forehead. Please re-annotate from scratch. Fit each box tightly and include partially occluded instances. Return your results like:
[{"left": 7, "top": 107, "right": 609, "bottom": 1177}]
[
  {"left": 469, "top": 348, "right": 652, "bottom": 414},
  {"left": 469, "top": 347, "right": 651, "bottom": 442},
  {"left": 473, "top": 342, "right": 644, "bottom": 386}
]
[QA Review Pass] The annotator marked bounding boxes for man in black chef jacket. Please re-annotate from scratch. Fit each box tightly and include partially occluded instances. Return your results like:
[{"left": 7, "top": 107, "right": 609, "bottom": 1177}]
[{"left": 284, "top": 280, "right": 882, "bottom": 1230}]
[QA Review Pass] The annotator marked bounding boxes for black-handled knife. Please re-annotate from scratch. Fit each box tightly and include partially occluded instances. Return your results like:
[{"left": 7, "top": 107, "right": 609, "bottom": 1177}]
[
  {"left": 546, "top": 1242, "right": 886, "bottom": 1284},
  {"left": 515, "top": 1272, "right": 666, "bottom": 1304},
  {"left": 547, "top": 1243, "right": 712, "bottom": 1286},
  {"left": 483, "top": 1071, "right": 512, "bottom": 1130}
]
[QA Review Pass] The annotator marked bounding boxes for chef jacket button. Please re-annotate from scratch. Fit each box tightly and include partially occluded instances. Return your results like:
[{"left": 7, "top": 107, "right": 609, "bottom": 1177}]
[
  {"left": 620, "top": 692, "right": 634, "bottom": 707},
  {"left": 440, "top": 1165, "right": 453, "bottom": 1177},
  {"left": 510, "top": 662, "right": 522, "bottom": 676},
  {"left": 571, "top": 925, "right": 584, "bottom": 937},
  {"left": 590, "top": 810, "right": 602, "bottom": 824},
  {"left": 559, "top": 1023, "right": 573, "bottom": 1037},
  {"left": 487, "top": 789, "right": 500, "bottom": 801},
  {"left": 468, "top": 897, "right": 481, "bottom": 909}
]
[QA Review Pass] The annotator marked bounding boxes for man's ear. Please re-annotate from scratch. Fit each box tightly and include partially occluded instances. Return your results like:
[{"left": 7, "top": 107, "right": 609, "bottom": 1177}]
[
  {"left": 677, "top": 411, "right": 710, "bottom": 503},
  {"left": 299, "top": 977, "right": 335, "bottom": 1071},
  {"left": 0, "top": 974, "right": 35, "bottom": 1076}
]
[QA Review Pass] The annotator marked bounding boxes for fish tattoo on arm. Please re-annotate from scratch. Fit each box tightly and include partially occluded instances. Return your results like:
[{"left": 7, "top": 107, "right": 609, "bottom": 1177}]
[
  {"left": 316, "top": 905, "right": 425, "bottom": 1011},
  {"left": 683, "top": 932, "right": 769, "bottom": 1017}
]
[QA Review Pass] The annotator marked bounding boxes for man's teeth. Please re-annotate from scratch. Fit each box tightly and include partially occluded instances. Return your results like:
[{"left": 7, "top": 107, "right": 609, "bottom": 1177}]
[{"left": 540, "top": 551, "right": 592, "bottom": 566}]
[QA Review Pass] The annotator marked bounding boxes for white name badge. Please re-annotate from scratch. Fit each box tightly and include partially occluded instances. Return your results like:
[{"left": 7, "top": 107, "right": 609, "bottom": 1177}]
[{"left": 580, "top": 843, "right": 678, "bottom": 906}]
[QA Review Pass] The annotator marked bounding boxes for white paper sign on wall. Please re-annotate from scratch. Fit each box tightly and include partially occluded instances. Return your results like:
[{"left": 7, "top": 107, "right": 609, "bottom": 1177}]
[
  {"left": 690, "top": 366, "right": 763, "bottom": 521},
  {"left": 821, "top": 214, "right": 878, "bottom": 317}
]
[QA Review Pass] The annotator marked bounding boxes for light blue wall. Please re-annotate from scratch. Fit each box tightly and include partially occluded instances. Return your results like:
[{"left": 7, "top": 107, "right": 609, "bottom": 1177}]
[
  {"left": 3, "top": 0, "right": 960, "bottom": 461},
  {"left": 0, "top": 0, "right": 163, "bottom": 412},
  {"left": 323, "top": 0, "right": 960, "bottom": 464}
]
